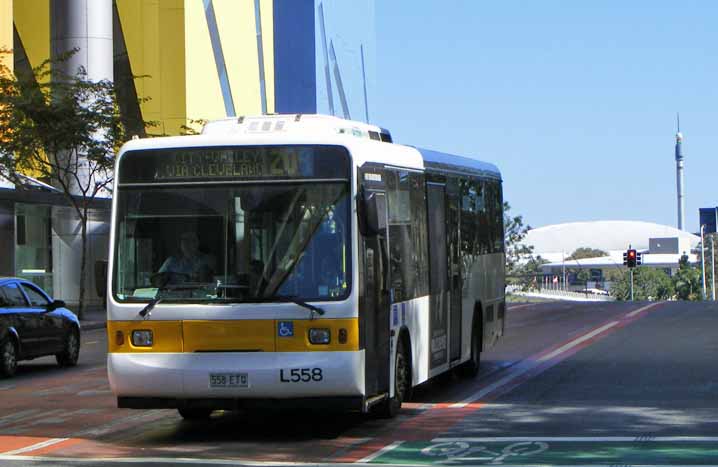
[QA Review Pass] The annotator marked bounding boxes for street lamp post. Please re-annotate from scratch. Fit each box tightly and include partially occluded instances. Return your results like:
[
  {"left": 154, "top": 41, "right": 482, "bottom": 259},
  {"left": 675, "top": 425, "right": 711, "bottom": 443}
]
[{"left": 701, "top": 224, "right": 707, "bottom": 300}]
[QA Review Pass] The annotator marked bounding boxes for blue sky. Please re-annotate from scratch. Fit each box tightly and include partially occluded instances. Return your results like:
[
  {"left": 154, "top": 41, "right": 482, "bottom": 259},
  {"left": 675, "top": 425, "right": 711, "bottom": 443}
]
[{"left": 371, "top": 1, "right": 718, "bottom": 232}]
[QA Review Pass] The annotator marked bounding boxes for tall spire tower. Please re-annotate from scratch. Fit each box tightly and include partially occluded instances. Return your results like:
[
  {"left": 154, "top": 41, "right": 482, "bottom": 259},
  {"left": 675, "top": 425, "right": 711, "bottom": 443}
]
[{"left": 675, "top": 113, "right": 685, "bottom": 230}]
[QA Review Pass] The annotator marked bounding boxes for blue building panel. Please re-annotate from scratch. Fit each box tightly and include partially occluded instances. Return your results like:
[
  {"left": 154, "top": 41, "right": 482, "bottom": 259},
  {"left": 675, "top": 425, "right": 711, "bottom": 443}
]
[{"left": 273, "top": 0, "right": 316, "bottom": 114}]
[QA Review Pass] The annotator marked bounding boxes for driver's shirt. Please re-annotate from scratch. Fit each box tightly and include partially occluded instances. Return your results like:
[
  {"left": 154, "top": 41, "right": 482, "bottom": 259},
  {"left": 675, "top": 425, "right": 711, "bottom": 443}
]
[{"left": 158, "top": 254, "right": 215, "bottom": 279}]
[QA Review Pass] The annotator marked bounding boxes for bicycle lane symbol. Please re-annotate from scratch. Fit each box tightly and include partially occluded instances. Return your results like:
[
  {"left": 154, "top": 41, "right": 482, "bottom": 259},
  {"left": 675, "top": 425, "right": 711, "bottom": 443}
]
[{"left": 421, "top": 441, "right": 549, "bottom": 465}]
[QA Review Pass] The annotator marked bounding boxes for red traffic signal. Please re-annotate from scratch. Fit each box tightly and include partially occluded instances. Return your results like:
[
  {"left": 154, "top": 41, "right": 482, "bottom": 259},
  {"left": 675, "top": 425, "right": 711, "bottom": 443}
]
[{"left": 626, "top": 248, "right": 637, "bottom": 268}]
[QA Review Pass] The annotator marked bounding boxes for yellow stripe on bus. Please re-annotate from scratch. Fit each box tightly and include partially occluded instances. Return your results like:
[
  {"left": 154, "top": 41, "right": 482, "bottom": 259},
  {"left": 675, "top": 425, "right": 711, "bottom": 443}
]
[{"left": 107, "top": 318, "right": 359, "bottom": 353}]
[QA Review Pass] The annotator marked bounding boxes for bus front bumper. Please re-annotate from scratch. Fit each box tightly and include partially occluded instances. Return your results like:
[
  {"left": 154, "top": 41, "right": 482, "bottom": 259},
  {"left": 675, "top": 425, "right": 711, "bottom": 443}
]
[{"left": 108, "top": 350, "right": 365, "bottom": 408}]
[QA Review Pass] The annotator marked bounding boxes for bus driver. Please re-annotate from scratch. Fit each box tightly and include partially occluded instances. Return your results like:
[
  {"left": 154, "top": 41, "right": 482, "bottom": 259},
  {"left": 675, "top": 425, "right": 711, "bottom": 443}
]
[{"left": 153, "top": 231, "right": 216, "bottom": 286}]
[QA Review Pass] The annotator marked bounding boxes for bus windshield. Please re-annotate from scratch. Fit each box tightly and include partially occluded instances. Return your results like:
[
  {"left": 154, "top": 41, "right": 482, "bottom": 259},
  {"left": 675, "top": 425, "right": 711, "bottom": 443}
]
[{"left": 113, "top": 182, "right": 351, "bottom": 303}]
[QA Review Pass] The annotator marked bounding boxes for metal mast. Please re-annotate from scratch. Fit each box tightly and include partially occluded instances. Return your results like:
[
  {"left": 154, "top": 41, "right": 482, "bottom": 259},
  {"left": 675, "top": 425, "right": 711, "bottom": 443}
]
[{"left": 675, "top": 113, "right": 685, "bottom": 230}]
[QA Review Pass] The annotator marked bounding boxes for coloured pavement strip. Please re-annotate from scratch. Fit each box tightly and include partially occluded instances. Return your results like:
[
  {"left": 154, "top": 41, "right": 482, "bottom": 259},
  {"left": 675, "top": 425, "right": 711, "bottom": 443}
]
[{"left": 367, "top": 437, "right": 718, "bottom": 465}]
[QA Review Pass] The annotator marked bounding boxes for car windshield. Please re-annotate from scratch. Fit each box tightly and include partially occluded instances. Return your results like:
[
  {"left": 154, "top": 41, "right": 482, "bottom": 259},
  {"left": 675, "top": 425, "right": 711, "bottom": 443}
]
[{"left": 113, "top": 182, "right": 350, "bottom": 303}]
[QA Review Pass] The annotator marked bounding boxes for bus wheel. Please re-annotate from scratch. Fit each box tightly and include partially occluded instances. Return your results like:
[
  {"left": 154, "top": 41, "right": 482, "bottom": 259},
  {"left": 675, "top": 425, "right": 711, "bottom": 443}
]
[
  {"left": 459, "top": 325, "right": 481, "bottom": 378},
  {"left": 178, "top": 408, "right": 213, "bottom": 420},
  {"left": 376, "top": 337, "right": 411, "bottom": 418}
]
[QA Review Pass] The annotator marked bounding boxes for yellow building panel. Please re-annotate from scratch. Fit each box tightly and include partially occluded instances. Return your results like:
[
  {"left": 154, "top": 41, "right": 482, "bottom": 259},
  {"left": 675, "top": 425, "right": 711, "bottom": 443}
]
[
  {"left": 259, "top": 0, "right": 274, "bottom": 114},
  {"left": 0, "top": 0, "right": 12, "bottom": 72},
  {"left": 213, "top": 0, "right": 261, "bottom": 116},
  {"left": 158, "top": 1, "right": 186, "bottom": 134},
  {"left": 13, "top": 0, "right": 49, "bottom": 78},
  {"left": 116, "top": 0, "right": 187, "bottom": 135},
  {"left": 184, "top": 0, "right": 225, "bottom": 129}
]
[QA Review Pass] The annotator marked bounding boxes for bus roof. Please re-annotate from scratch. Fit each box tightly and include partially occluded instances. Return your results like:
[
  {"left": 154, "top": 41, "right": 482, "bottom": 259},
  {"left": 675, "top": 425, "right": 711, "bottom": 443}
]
[{"left": 417, "top": 148, "right": 502, "bottom": 181}]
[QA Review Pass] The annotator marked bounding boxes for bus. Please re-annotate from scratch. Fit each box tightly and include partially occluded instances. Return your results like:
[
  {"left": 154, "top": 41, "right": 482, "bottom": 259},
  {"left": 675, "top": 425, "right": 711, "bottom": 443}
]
[{"left": 107, "top": 114, "right": 505, "bottom": 419}]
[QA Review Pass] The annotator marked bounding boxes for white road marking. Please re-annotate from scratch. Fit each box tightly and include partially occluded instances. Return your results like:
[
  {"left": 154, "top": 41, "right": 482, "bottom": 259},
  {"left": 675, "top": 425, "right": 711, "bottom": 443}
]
[
  {"left": 0, "top": 409, "right": 40, "bottom": 426},
  {"left": 69, "top": 409, "right": 166, "bottom": 438},
  {"left": 537, "top": 321, "right": 619, "bottom": 362},
  {"left": 449, "top": 319, "right": 620, "bottom": 408},
  {"left": 0, "top": 409, "right": 64, "bottom": 428},
  {"left": 449, "top": 364, "right": 534, "bottom": 408},
  {"left": 84, "top": 341, "right": 99, "bottom": 345},
  {"left": 1, "top": 437, "right": 68, "bottom": 455},
  {"left": 433, "top": 436, "right": 718, "bottom": 442},
  {"left": 356, "top": 440, "right": 404, "bottom": 463},
  {"left": 626, "top": 302, "right": 661, "bottom": 318}
]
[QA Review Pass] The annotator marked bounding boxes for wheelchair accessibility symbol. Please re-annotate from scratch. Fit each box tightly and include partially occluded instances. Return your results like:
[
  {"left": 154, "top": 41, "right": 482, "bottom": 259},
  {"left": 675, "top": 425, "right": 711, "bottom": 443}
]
[
  {"left": 278, "top": 321, "right": 294, "bottom": 337},
  {"left": 421, "top": 440, "right": 548, "bottom": 465}
]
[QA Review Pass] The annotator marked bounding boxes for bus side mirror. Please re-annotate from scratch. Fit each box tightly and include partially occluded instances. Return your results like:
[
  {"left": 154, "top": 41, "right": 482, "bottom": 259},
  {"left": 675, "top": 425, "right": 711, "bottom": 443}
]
[{"left": 359, "top": 189, "right": 386, "bottom": 237}]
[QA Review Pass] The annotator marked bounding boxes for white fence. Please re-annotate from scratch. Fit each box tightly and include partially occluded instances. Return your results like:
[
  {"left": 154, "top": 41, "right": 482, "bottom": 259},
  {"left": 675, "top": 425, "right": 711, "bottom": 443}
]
[{"left": 508, "top": 287, "right": 615, "bottom": 302}]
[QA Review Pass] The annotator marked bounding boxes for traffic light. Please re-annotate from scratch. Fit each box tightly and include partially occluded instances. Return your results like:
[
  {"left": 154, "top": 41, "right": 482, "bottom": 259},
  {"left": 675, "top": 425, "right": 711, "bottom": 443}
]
[
  {"left": 623, "top": 251, "right": 627, "bottom": 266},
  {"left": 636, "top": 252, "right": 642, "bottom": 266},
  {"left": 626, "top": 249, "right": 637, "bottom": 268}
]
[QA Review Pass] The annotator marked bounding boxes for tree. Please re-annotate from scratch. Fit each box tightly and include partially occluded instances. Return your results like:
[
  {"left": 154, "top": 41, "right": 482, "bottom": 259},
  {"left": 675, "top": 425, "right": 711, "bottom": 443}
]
[
  {"left": 566, "top": 248, "right": 608, "bottom": 260},
  {"left": 503, "top": 202, "right": 547, "bottom": 290},
  {"left": 673, "top": 254, "right": 702, "bottom": 301},
  {"left": 504, "top": 201, "right": 533, "bottom": 275},
  {"left": 0, "top": 49, "right": 147, "bottom": 317},
  {"left": 610, "top": 267, "right": 674, "bottom": 301}
]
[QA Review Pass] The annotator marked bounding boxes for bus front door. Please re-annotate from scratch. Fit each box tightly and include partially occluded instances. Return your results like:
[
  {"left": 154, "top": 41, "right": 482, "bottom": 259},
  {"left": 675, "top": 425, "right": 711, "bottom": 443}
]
[{"left": 361, "top": 190, "right": 391, "bottom": 399}]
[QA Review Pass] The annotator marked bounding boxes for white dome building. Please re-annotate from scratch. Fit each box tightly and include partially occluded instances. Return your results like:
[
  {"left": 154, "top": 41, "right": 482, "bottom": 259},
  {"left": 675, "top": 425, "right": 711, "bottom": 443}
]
[{"left": 523, "top": 220, "right": 699, "bottom": 264}]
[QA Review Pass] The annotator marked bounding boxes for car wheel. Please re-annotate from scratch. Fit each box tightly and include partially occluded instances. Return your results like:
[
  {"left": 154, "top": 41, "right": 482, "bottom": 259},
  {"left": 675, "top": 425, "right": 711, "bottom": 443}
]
[
  {"left": 178, "top": 408, "right": 213, "bottom": 420},
  {"left": 56, "top": 329, "right": 80, "bottom": 367},
  {"left": 375, "top": 337, "right": 411, "bottom": 418},
  {"left": 0, "top": 339, "right": 17, "bottom": 378}
]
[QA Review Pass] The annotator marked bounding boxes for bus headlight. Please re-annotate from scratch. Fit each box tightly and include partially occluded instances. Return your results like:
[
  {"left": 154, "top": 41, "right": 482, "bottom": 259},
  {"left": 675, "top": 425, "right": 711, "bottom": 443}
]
[
  {"left": 131, "top": 330, "right": 154, "bottom": 347},
  {"left": 308, "top": 328, "right": 331, "bottom": 345}
]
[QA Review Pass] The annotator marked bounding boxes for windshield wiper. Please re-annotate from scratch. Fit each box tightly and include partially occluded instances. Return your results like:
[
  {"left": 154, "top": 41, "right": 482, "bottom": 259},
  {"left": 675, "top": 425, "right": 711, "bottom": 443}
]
[
  {"left": 139, "top": 297, "right": 162, "bottom": 319},
  {"left": 278, "top": 295, "right": 326, "bottom": 319},
  {"left": 219, "top": 295, "right": 326, "bottom": 319}
]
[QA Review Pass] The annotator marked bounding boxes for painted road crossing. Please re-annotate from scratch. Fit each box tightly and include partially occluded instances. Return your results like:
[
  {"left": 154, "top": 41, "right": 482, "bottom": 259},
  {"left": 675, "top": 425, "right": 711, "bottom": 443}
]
[{"left": 368, "top": 437, "right": 718, "bottom": 465}]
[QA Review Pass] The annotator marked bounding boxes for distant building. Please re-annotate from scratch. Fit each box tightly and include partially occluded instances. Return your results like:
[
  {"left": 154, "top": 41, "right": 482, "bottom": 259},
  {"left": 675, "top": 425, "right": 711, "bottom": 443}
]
[
  {"left": 520, "top": 220, "right": 700, "bottom": 288},
  {"left": 699, "top": 207, "right": 718, "bottom": 234}
]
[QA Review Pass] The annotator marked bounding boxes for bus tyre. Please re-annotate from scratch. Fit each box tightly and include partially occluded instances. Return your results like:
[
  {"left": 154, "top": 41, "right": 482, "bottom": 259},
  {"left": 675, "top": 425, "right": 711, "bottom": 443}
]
[
  {"left": 376, "top": 337, "right": 411, "bottom": 419},
  {"left": 459, "top": 325, "right": 480, "bottom": 378},
  {"left": 56, "top": 329, "right": 80, "bottom": 367},
  {"left": 178, "top": 408, "right": 213, "bottom": 420},
  {"left": 0, "top": 339, "right": 17, "bottom": 378}
]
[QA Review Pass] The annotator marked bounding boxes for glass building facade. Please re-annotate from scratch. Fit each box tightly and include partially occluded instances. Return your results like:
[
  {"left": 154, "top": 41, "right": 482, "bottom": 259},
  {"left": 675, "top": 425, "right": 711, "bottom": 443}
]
[{"left": 0, "top": 0, "right": 376, "bottom": 307}]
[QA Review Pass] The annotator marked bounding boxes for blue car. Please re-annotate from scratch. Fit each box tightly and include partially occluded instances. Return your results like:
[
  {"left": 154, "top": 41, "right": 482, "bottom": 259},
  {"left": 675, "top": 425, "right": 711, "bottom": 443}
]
[{"left": 0, "top": 277, "right": 81, "bottom": 377}]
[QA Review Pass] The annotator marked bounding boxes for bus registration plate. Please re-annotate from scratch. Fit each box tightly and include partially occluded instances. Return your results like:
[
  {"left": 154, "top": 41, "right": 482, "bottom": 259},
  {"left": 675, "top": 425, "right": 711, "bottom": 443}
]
[{"left": 209, "top": 373, "right": 249, "bottom": 388}]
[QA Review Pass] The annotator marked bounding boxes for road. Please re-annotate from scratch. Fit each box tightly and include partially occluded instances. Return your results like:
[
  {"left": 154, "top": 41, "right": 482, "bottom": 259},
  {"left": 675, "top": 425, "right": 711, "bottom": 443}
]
[{"left": 0, "top": 300, "right": 717, "bottom": 466}]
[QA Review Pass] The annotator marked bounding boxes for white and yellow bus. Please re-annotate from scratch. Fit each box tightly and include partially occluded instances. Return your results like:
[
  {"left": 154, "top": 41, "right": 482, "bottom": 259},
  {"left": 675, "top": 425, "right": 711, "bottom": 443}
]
[{"left": 107, "top": 114, "right": 505, "bottom": 419}]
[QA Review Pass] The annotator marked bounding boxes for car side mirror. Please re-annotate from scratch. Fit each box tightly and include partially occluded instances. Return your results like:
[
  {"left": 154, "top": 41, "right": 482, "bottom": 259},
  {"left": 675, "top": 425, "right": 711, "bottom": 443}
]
[{"left": 47, "top": 299, "right": 66, "bottom": 311}]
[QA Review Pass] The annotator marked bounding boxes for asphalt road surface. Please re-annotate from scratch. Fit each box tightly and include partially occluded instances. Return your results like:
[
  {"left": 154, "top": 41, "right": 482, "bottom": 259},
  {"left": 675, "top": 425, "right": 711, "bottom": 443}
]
[{"left": 1, "top": 300, "right": 717, "bottom": 466}]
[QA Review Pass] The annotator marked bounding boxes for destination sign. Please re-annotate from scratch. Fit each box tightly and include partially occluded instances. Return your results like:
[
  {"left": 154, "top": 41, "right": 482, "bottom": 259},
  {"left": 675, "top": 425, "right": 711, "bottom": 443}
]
[{"left": 118, "top": 145, "right": 350, "bottom": 184}]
